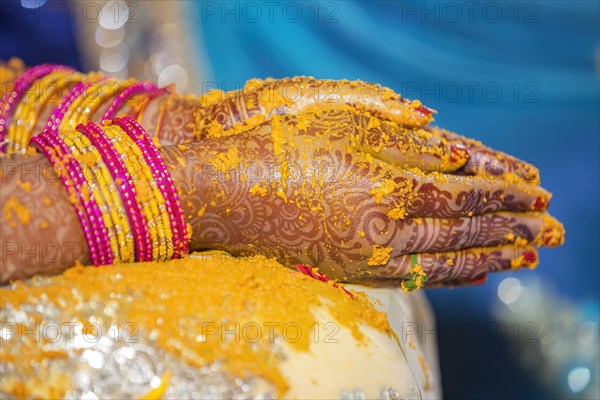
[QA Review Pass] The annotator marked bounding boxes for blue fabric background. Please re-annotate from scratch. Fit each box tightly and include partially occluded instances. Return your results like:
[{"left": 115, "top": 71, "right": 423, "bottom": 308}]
[{"left": 194, "top": 0, "right": 598, "bottom": 298}]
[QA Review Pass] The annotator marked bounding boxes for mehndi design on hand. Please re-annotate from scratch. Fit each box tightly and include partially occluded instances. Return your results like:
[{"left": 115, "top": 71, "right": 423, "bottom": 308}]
[{"left": 162, "top": 107, "right": 563, "bottom": 288}]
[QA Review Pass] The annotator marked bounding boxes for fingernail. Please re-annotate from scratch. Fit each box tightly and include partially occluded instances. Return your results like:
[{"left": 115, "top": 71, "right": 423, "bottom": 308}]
[
  {"left": 449, "top": 144, "right": 470, "bottom": 164},
  {"left": 537, "top": 214, "right": 566, "bottom": 247},
  {"left": 409, "top": 100, "right": 434, "bottom": 116},
  {"left": 523, "top": 251, "right": 537, "bottom": 263},
  {"left": 467, "top": 275, "right": 487, "bottom": 286},
  {"left": 533, "top": 196, "right": 549, "bottom": 211}
]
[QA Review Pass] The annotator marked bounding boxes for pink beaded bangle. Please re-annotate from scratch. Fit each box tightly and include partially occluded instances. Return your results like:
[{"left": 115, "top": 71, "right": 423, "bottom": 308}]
[
  {"left": 101, "top": 81, "right": 161, "bottom": 122},
  {"left": 113, "top": 117, "right": 189, "bottom": 258},
  {"left": 78, "top": 122, "right": 153, "bottom": 262},
  {"left": 1, "top": 64, "right": 73, "bottom": 151},
  {"left": 30, "top": 130, "right": 110, "bottom": 265},
  {"left": 44, "top": 80, "right": 87, "bottom": 136},
  {"left": 39, "top": 130, "right": 113, "bottom": 265},
  {"left": 44, "top": 78, "right": 107, "bottom": 136}
]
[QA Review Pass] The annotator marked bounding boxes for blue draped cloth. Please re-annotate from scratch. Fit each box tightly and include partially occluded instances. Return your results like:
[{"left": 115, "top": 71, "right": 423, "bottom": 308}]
[
  {"left": 192, "top": 0, "right": 599, "bottom": 299},
  {"left": 192, "top": 3, "right": 599, "bottom": 397}
]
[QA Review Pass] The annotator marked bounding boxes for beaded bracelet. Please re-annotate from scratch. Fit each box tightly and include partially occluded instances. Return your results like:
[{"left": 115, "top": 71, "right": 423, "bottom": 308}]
[
  {"left": 8, "top": 71, "right": 85, "bottom": 153},
  {"left": 67, "top": 79, "right": 137, "bottom": 131},
  {"left": 113, "top": 117, "right": 188, "bottom": 258},
  {"left": 96, "top": 119, "right": 188, "bottom": 261},
  {"left": 113, "top": 118, "right": 188, "bottom": 257},
  {"left": 44, "top": 75, "right": 105, "bottom": 136},
  {"left": 79, "top": 122, "right": 153, "bottom": 262},
  {"left": 30, "top": 130, "right": 110, "bottom": 265},
  {"left": 103, "top": 122, "right": 172, "bottom": 261},
  {"left": 1, "top": 64, "right": 73, "bottom": 151},
  {"left": 8, "top": 70, "right": 70, "bottom": 152},
  {"left": 40, "top": 130, "right": 113, "bottom": 265},
  {"left": 32, "top": 115, "right": 187, "bottom": 264},
  {"left": 64, "top": 127, "right": 136, "bottom": 263},
  {"left": 57, "top": 76, "right": 116, "bottom": 134},
  {"left": 101, "top": 81, "right": 161, "bottom": 122}
]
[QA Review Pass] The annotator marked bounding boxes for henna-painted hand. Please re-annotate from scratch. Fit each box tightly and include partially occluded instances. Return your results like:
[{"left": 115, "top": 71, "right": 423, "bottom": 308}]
[
  {"left": 156, "top": 77, "right": 434, "bottom": 145},
  {"left": 157, "top": 77, "right": 542, "bottom": 186},
  {"left": 0, "top": 73, "right": 564, "bottom": 288},
  {"left": 163, "top": 107, "right": 564, "bottom": 288}
]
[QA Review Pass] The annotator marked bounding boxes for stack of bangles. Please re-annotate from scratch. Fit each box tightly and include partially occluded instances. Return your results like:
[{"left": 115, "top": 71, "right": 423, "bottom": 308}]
[
  {"left": 30, "top": 117, "right": 188, "bottom": 264},
  {"left": 1, "top": 64, "right": 167, "bottom": 154}
]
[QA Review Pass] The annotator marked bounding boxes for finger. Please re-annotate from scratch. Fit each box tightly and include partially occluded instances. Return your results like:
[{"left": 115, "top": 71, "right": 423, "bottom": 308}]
[
  {"left": 195, "top": 77, "right": 435, "bottom": 135},
  {"left": 387, "top": 212, "right": 564, "bottom": 255},
  {"left": 423, "top": 275, "right": 489, "bottom": 288},
  {"left": 200, "top": 112, "right": 551, "bottom": 218},
  {"left": 349, "top": 112, "right": 470, "bottom": 172},
  {"left": 390, "top": 167, "right": 552, "bottom": 218},
  {"left": 346, "top": 274, "right": 490, "bottom": 288},
  {"left": 369, "top": 245, "right": 539, "bottom": 285},
  {"left": 258, "top": 107, "right": 469, "bottom": 173},
  {"left": 425, "top": 126, "right": 540, "bottom": 185}
]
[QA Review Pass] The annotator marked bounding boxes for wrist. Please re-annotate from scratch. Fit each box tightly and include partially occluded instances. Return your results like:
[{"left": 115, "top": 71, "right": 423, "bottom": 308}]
[
  {"left": 30, "top": 117, "right": 189, "bottom": 267},
  {"left": 160, "top": 141, "right": 210, "bottom": 251},
  {"left": 0, "top": 152, "right": 89, "bottom": 283}
]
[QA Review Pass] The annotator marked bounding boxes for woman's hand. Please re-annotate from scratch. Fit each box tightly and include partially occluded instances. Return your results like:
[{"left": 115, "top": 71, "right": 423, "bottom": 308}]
[
  {"left": 165, "top": 107, "right": 564, "bottom": 287},
  {"left": 157, "top": 77, "right": 542, "bottom": 185},
  {"left": 155, "top": 77, "right": 434, "bottom": 144},
  {"left": 0, "top": 72, "right": 564, "bottom": 287}
]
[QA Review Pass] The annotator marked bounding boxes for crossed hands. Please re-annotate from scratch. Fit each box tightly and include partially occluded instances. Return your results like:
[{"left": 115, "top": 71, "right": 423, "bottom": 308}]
[{"left": 159, "top": 78, "right": 564, "bottom": 288}]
